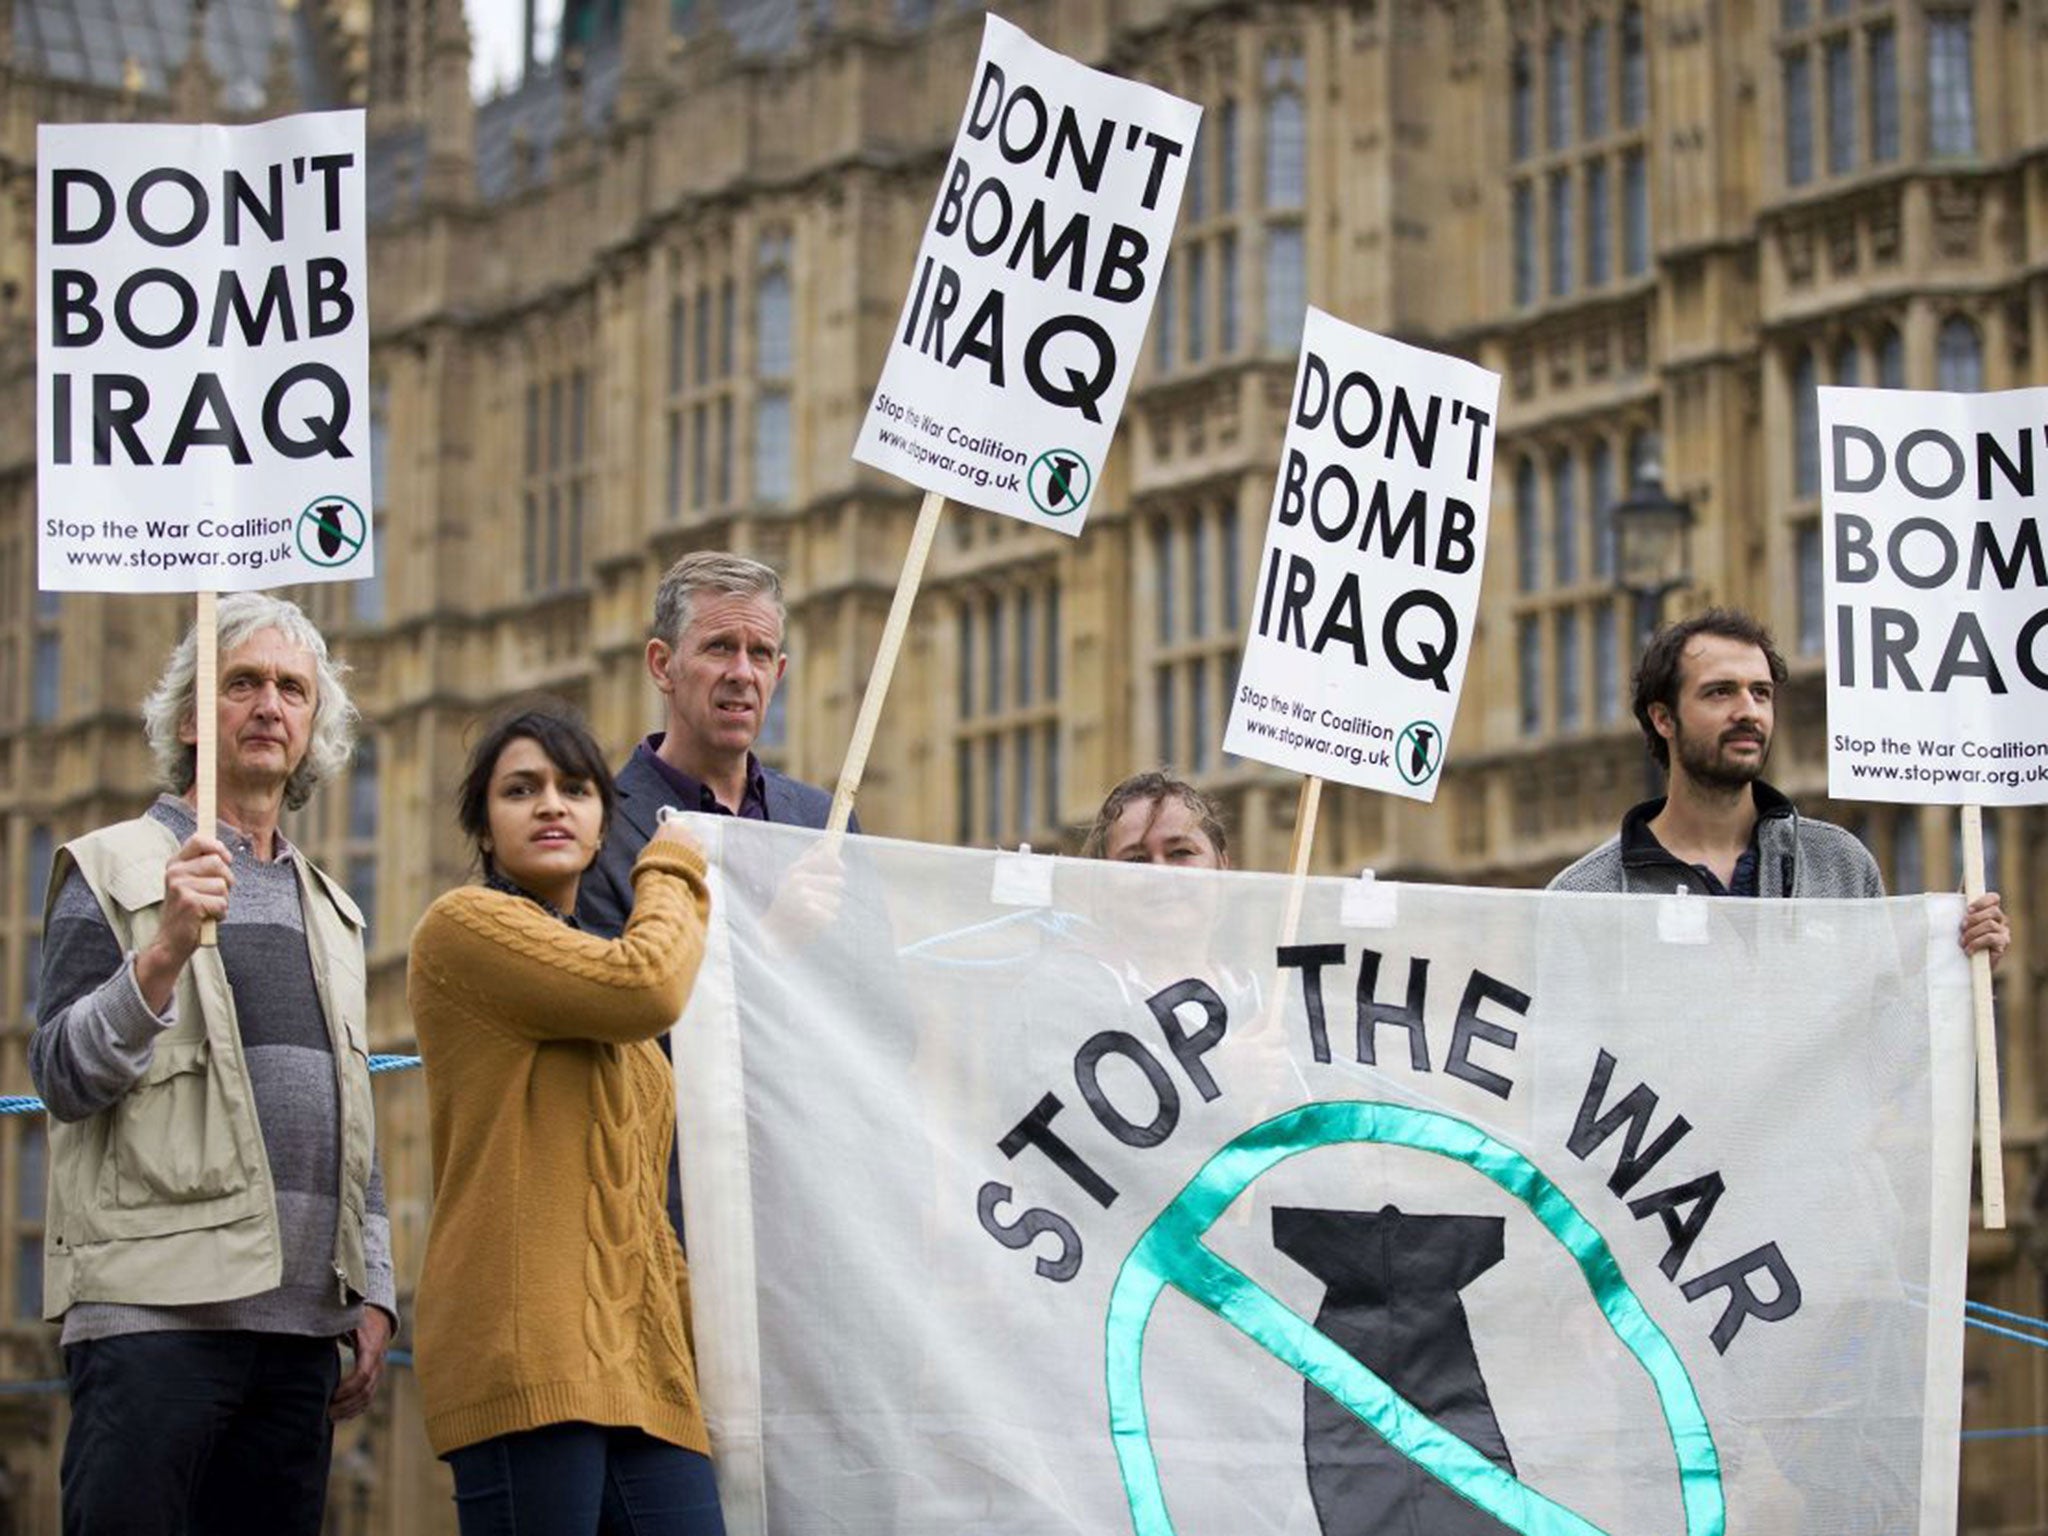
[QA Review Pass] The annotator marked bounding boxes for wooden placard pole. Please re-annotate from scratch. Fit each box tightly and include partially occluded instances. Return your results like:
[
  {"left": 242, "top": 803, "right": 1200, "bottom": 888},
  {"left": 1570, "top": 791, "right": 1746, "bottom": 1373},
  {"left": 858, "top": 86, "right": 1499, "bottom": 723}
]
[
  {"left": 194, "top": 589, "right": 220, "bottom": 948},
  {"left": 1280, "top": 775, "right": 1324, "bottom": 942},
  {"left": 1960, "top": 803, "right": 2005, "bottom": 1228},
  {"left": 827, "top": 490, "right": 948, "bottom": 836},
  {"left": 1260, "top": 776, "right": 1325, "bottom": 1034}
]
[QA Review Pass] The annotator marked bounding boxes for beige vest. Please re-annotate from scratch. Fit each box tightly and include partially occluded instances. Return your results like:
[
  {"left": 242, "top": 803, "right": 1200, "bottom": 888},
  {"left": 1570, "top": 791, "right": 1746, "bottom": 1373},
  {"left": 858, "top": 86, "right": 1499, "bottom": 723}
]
[{"left": 41, "top": 814, "right": 373, "bottom": 1318}]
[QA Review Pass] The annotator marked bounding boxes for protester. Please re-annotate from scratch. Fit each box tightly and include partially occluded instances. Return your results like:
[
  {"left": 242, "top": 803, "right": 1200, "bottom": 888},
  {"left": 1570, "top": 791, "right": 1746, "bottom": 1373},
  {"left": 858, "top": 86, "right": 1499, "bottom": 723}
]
[
  {"left": 578, "top": 550, "right": 846, "bottom": 1248},
  {"left": 407, "top": 702, "right": 723, "bottom": 1534},
  {"left": 1081, "top": 769, "right": 1231, "bottom": 869},
  {"left": 1549, "top": 608, "right": 2011, "bottom": 963},
  {"left": 578, "top": 551, "right": 844, "bottom": 933},
  {"left": 1072, "top": 770, "right": 1270, "bottom": 1034},
  {"left": 403, "top": 708, "right": 724, "bottom": 1536},
  {"left": 30, "top": 593, "right": 395, "bottom": 1536}
]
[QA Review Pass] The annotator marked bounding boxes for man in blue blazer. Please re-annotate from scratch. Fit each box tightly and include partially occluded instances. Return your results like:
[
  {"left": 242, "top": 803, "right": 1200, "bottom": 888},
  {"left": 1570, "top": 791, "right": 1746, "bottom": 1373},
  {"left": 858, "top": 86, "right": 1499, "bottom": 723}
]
[
  {"left": 579, "top": 552, "right": 851, "bottom": 1247},
  {"left": 579, "top": 551, "right": 847, "bottom": 938}
]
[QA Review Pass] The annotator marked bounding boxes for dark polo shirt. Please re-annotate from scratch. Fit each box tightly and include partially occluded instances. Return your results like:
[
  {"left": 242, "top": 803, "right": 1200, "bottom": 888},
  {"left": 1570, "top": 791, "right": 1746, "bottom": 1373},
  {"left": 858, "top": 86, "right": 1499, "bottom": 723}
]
[{"left": 631, "top": 736, "right": 770, "bottom": 820}]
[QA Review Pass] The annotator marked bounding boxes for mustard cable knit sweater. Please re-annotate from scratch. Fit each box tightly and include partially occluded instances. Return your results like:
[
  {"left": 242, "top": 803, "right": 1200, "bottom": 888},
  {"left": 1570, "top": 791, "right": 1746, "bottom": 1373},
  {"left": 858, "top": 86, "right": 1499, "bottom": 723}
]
[{"left": 407, "top": 838, "right": 712, "bottom": 1457}]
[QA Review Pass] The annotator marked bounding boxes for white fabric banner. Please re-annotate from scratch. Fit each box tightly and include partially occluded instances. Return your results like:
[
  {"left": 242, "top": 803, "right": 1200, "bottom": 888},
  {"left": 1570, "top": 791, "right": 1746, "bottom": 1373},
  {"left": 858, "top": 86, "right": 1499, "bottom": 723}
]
[
  {"left": 1819, "top": 383, "right": 2048, "bottom": 805},
  {"left": 675, "top": 820, "right": 1972, "bottom": 1536},
  {"left": 37, "top": 111, "right": 373, "bottom": 593},
  {"left": 850, "top": 15, "right": 1199, "bottom": 533}
]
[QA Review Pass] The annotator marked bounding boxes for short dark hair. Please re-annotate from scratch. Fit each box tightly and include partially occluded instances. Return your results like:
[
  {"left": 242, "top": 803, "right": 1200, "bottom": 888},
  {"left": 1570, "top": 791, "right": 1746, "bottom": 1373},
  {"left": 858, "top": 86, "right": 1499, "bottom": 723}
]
[
  {"left": 1081, "top": 770, "right": 1230, "bottom": 861},
  {"left": 457, "top": 700, "right": 617, "bottom": 877},
  {"left": 1632, "top": 608, "right": 1790, "bottom": 769}
]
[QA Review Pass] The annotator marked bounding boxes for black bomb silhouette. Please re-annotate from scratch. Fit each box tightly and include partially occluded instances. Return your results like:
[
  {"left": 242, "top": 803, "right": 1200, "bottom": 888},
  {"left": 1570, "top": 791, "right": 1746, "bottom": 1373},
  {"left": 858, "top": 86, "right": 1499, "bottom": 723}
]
[
  {"left": 1272, "top": 1204, "right": 1515, "bottom": 1536},
  {"left": 1406, "top": 726, "right": 1436, "bottom": 780},
  {"left": 313, "top": 503, "right": 346, "bottom": 558}
]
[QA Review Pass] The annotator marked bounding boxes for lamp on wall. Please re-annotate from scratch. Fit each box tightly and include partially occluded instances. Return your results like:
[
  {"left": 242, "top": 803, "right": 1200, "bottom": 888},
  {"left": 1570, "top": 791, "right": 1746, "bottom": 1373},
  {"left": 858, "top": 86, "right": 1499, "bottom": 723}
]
[
  {"left": 1611, "top": 449, "right": 1696, "bottom": 795},
  {"left": 1612, "top": 467, "right": 1694, "bottom": 644},
  {"left": 1613, "top": 436, "right": 1695, "bottom": 647}
]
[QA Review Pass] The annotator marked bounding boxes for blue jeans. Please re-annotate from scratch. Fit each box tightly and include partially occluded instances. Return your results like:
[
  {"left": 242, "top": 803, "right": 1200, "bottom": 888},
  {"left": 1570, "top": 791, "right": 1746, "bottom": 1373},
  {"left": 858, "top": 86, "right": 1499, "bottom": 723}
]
[
  {"left": 447, "top": 1422, "right": 727, "bottom": 1536},
  {"left": 61, "top": 1330, "right": 340, "bottom": 1536}
]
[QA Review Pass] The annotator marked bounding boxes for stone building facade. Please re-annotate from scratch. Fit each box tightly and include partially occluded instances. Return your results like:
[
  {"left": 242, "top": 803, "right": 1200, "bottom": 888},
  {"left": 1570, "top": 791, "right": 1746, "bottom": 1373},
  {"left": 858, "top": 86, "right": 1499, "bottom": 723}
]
[{"left": 0, "top": 0, "right": 2045, "bottom": 1528}]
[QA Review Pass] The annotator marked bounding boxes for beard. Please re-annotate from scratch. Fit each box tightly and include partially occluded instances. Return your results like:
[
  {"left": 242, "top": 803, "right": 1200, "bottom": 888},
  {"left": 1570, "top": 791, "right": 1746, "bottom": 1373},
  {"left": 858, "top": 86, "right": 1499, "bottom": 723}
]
[{"left": 1672, "top": 724, "right": 1770, "bottom": 791}]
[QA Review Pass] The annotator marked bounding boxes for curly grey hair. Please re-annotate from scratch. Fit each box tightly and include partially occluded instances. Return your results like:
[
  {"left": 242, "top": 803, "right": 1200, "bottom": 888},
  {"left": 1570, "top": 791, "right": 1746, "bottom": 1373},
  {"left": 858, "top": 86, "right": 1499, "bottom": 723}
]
[
  {"left": 141, "top": 592, "right": 358, "bottom": 812},
  {"left": 652, "top": 551, "right": 786, "bottom": 647}
]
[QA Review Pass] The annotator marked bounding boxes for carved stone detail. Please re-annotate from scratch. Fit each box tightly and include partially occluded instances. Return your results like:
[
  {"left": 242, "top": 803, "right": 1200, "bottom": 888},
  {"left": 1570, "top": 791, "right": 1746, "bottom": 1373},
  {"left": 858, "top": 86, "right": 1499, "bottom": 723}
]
[
  {"left": 1780, "top": 222, "right": 1815, "bottom": 286},
  {"left": 1547, "top": 336, "right": 1574, "bottom": 387},
  {"left": 1586, "top": 326, "right": 1611, "bottom": 379},
  {"left": 1826, "top": 212, "right": 1858, "bottom": 275},
  {"left": 1622, "top": 311, "right": 1649, "bottom": 373},
  {"left": 1869, "top": 194, "right": 1901, "bottom": 265},
  {"left": 1932, "top": 180, "right": 1982, "bottom": 261}
]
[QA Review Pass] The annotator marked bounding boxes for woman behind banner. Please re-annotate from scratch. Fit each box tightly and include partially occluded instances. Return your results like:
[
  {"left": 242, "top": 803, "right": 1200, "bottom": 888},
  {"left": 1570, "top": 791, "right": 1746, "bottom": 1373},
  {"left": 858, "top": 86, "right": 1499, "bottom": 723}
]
[
  {"left": 407, "top": 702, "right": 725, "bottom": 1536},
  {"left": 1078, "top": 772, "right": 1285, "bottom": 1106},
  {"left": 1081, "top": 769, "right": 1232, "bottom": 870},
  {"left": 1076, "top": 770, "right": 1241, "bottom": 995}
]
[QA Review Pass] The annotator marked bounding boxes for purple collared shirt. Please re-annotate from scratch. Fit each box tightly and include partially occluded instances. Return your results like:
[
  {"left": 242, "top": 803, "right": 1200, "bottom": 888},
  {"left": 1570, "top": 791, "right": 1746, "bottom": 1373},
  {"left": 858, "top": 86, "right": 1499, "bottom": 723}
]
[{"left": 634, "top": 735, "right": 770, "bottom": 819}]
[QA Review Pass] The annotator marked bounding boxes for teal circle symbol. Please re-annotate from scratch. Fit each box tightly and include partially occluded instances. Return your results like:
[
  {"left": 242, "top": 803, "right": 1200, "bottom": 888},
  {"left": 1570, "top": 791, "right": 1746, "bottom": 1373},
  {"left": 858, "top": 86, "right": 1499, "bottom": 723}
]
[
  {"left": 1028, "top": 449, "right": 1094, "bottom": 517},
  {"left": 1104, "top": 1101, "right": 1725, "bottom": 1536},
  {"left": 1397, "top": 720, "right": 1445, "bottom": 785},
  {"left": 295, "top": 495, "right": 367, "bottom": 568}
]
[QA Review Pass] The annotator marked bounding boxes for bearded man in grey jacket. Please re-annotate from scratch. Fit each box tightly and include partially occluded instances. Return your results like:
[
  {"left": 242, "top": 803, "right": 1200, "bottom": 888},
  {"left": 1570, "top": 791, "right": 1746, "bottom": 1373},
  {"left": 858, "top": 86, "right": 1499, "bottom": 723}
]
[{"left": 1550, "top": 608, "right": 2010, "bottom": 965}]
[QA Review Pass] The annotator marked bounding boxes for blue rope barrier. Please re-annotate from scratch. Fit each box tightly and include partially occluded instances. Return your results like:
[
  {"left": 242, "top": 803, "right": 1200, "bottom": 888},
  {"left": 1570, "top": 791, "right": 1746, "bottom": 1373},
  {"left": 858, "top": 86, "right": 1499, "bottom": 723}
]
[
  {"left": 0, "top": 1056, "right": 422, "bottom": 1116},
  {"left": 1967, "top": 1297, "right": 2048, "bottom": 1335},
  {"left": 1967, "top": 1316, "right": 2048, "bottom": 1351},
  {"left": 1963, "top": 1425, "right": 2048, "bottom": 1441}
]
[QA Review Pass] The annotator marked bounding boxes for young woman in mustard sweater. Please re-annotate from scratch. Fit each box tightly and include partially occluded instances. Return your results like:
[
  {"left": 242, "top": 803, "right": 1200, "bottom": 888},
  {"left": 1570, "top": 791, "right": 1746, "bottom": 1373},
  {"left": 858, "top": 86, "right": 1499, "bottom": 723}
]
[{"left": 408, "top": 703, "right": 725, "bottom": 1535}]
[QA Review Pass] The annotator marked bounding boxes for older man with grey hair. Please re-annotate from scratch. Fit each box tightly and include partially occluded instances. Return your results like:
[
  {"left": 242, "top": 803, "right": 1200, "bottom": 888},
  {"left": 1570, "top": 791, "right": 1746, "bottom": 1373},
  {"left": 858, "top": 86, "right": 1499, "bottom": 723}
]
[
  {"left": 579, "top": 551, "right": 852, "bottom": 1252},
  {"left": 578, "top": 550, "right": 849, "bottom": 934},
  {"left": 30, "top": 592, "right": 395, "bottom": 1536}
]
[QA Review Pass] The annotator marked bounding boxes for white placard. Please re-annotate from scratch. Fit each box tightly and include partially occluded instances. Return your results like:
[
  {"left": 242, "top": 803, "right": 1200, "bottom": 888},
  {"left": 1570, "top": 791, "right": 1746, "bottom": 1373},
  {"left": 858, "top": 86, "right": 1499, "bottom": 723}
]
[
  {"left": 850, "top": 15, "right": 1199, "bottom": 534},
  {"left": 37, "top": 111, "right": 373, "bottom": 593},
  {"left": 1819, "top": 385, "right": 2048, "bottom": 805},
  {"left": 1223, "top": 310, "right": 1500, "bottom": 800}
]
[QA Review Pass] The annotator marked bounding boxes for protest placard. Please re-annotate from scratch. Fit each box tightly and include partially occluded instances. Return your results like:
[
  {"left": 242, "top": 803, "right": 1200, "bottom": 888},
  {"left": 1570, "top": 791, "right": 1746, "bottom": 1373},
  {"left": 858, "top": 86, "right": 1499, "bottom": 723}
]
[
  {"left": 1818, "top": 385, "right": 2048, "bottom": 806},
  {"left": 1817, "top": 382, "right": 2046, "bottom": 1225},
  {"left": 1222, "top": 311, "right": 1499, "bottom": 802},
  {"left": 849, "top": 14, "right": 1199, "bottom": 534},
  {"left": 37, "top": 110, "right": 372, "bottom": 594}
]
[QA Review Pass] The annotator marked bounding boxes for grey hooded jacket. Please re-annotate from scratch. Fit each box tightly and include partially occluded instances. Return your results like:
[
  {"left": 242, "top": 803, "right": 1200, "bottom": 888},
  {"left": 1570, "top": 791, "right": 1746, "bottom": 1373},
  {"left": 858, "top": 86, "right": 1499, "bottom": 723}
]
[{"left": 1548, "top": 781, "right": 1885, "bottom": 898}]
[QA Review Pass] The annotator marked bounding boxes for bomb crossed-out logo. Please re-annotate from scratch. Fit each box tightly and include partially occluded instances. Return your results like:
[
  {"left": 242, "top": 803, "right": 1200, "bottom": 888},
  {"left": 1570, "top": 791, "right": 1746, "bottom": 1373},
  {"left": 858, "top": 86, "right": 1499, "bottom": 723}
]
[
  {"left": 1029, "top": 448, "right": 1094, "bottom": 518},
  {"left": 1104, "top": 1102, "right": 1726, "bottom": 1536},
  {"left": 295, "top": 494, "right": 367, "bottom": 569},
  {"left": 1398, "top": 720, "right": 1445, "bottom": 786}
]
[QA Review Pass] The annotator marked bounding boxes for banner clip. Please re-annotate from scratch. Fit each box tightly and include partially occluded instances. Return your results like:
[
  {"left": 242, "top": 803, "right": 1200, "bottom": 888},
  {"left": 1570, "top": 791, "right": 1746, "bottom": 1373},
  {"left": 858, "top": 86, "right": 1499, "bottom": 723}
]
[
  {"left": 991, "top": 843, "right": 1055, "bottom": 908},
  {"left": 1657, "top": 887, "right": 1711, "bottom": 944},
  {"left": 1341, "top": 867, "right": 1399, "bottom": 928}
]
